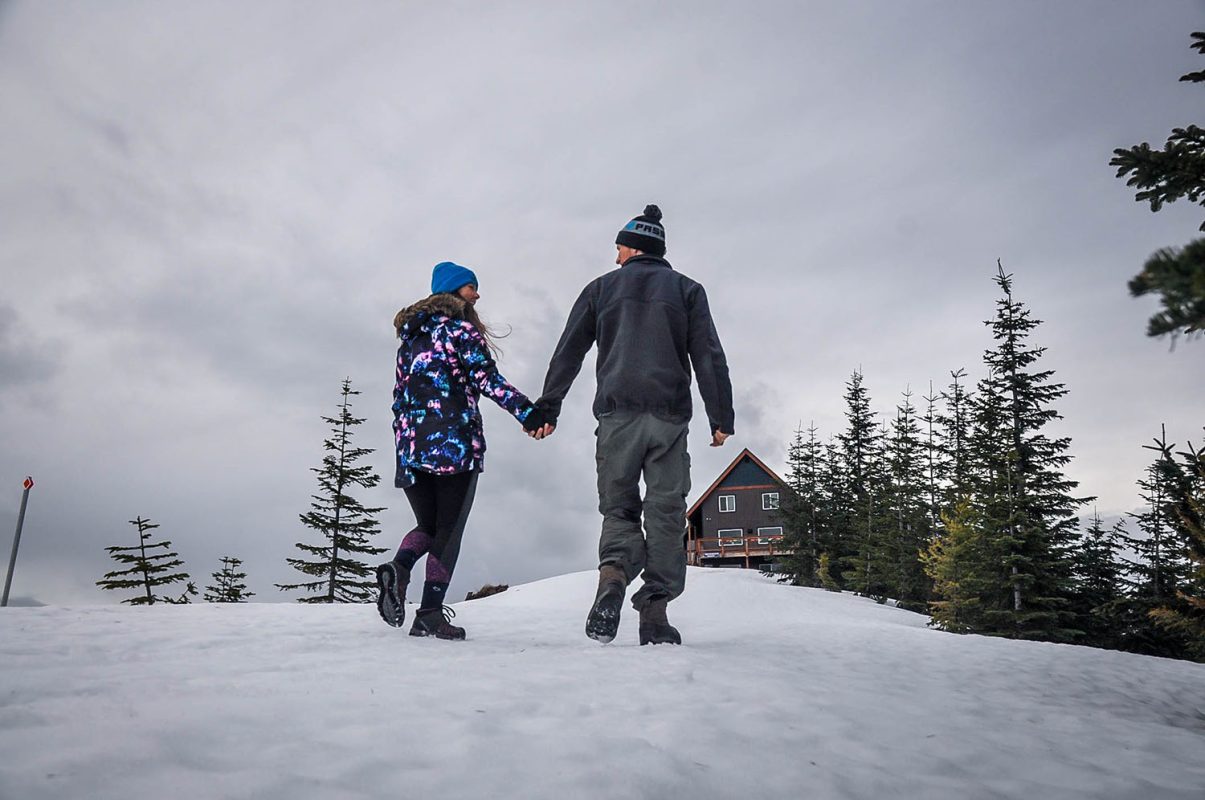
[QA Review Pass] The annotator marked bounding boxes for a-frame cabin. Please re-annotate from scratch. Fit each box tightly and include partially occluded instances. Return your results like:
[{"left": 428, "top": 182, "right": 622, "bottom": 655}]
[{"left": 684, "top": 448, "right": 792, "bottom": 569}]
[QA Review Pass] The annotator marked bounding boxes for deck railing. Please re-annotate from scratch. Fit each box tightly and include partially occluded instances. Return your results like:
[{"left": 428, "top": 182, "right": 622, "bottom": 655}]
[{"left": 687, "top": 535, "right": 792, "bottom": 565}]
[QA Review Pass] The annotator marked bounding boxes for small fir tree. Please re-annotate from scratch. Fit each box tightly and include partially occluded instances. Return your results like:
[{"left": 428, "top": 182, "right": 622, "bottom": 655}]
[
  {"left": 837, "top": 370, "right": 890, "bottom": 598},
  {"left": 277, "top": 379, "right": 387, "bottom": 603},
  {"left": 777, "top": 424, "right": 826, "bottom": 586},
  {"left": 204, "top": 556, "right": 255, "bottom": 603},
  {"left": 97, "top": 516, "right": 197, "bottom": 605},
  {"left": 1106, "top": 430, "right": 1194, "bottom": 657},
  {"left": 920, "top": 382, "right": 945, "bottom": 533},
  {"left": 922, "top": 501, "right": 995, "bottom": 634},
  {"left": 937, "top": 368, "right": 975, "bottom": 511},
  {"left": 819, "top": 436, "right": 851, "bottom": 588},
  {"left": 1145, "top": 432, "right": 1205, "bottom": 661},
  {"left": 1070, "top": 512, "right": 1128, "bottom": 650},
  {"left": 816, "top": 552, "right": 841, "bottom": 592},
  {"left": 883, "top": 390, "right": 933, "bottom": 610}
]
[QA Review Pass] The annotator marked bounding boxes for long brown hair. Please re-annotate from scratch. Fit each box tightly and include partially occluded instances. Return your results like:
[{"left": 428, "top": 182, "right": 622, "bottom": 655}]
[
  {"left": 461, "top": 301, "right": 508, "bottom": 360},
  {"left": 393, "top": 294, "right": 508, "bottom": 360}
]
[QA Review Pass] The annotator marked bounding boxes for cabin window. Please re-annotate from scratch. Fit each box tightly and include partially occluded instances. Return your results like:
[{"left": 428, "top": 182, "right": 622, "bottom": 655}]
[
  {"left": 756, "top": 526, "right": 783, "bottom": 544},
  {"left": 762, "top": 492, "right": 780, "bottom": 510},
  {"left": 717, "top": 528, "right": 743, "bottom": 546},
  {"left": 718, "top": 495, "right": 736, "bottom": 513}
]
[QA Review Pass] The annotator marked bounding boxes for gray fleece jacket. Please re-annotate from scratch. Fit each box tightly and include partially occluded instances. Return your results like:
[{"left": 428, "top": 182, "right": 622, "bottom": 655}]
[{"left": 535, "top": 255, "right": 735, "bottom": 435}]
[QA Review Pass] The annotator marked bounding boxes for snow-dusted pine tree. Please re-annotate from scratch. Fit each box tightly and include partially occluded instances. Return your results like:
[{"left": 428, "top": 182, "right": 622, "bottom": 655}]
[
  {"left": 96, "top": 516, "right": 197, "bottom": 605},
  {"left": 277, "top": 379, "right": 386, "bottom": 603}
]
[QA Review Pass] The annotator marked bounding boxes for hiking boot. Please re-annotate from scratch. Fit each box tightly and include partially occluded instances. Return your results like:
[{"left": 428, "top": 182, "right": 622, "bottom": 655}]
[
  {"left": 638, "top": 597, "right": 681, "bottom": 646},
  {"left": 585, "top": 564, "right": 627, "bottom": 643},
  {"left": 409, "top": 605, "right": 466, "bottom": 640},
  {"left": 376, "top": 561, "right": 409, "bottom": 628}
]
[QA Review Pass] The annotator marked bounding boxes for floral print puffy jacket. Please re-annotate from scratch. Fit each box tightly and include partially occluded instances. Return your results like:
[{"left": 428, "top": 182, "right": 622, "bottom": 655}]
[{"left": 392, "top": 294, "right": 534, "bottom": 488}]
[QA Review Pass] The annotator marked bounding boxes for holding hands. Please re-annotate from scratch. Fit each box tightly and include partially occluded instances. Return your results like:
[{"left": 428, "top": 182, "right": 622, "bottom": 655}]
[{"left": 522, "top": 406, "right": 556, "bottom": 441}]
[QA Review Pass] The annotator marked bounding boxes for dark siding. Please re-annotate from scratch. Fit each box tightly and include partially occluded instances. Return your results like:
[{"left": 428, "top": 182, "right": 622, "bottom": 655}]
[
  {"left": 719, "top": 458, "right": 775, "bottom": 489},
  {"left": 699, "top": 486, "right": 783, "bottom": 539}
]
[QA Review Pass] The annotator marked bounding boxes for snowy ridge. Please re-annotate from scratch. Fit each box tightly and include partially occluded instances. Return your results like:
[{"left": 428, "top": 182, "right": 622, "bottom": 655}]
[{"left": 1, "top": 568, "right": 1202, "bottom": 800}]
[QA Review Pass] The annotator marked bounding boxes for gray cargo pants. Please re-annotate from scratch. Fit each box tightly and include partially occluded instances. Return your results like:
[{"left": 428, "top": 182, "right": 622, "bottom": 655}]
[{"left": 595, "top": 411, "right": 691, "bottom": 610}]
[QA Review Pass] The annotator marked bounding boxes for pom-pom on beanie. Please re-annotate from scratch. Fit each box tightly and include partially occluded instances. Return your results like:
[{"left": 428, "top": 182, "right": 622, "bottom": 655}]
[
  {"left": 431, "top": 261, "right": 478, "bottom": 295},
  {"left": 615, "top": 204, "right": 666, "bottom": 257}
]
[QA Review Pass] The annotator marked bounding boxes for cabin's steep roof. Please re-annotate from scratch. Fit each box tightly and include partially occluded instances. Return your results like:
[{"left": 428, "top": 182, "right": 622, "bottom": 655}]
[{"left": 686, "top": 449, "right": 787, "bottom": 518}]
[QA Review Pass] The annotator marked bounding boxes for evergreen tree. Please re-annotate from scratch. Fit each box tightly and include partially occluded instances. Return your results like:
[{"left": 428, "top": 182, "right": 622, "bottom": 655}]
[
  {"left": 820, "top": 435, "right": 851, "bottom": 587},
  {"left": 1106, "top": 429, "right": 1194, "bottom": 657},
  {"left": 816, "top": 552, "right": 841, "bottom": 592},
  {"left": 837, "top": 370, "right": 890, "bottom": 598},
  {"left": 937, "top": 368, "right": 974, "bottom": 511},
  {"left": 922, "top": 501, "right": 996, "bottom": 633},
  {"left": 204, "top": 556, "right": 255, "bottom": 603},
  {"left": 1127, "top": 238, "right": 1205, "bottom": 343},
  {"left": 920, "top": 382, "right": 945, "bottom": 533},
  {"left": 777, "top": 424, "right": 826, "bottom": 586},
  {"left": 965, "top": 263, "right": 1087, "bottom": 642},
  {"left": 96, "top": 516, "right": 197, "bottom": 605},
  {"left": 278, "top": 379, "right": 387, "bottom": 603},
  {"left": 1070, "top": 511, "right": 1127, "bottom": 649},
  {"left": 1110, "top": 31, "right": 1205, "bottom": 341},
  {"left": 883, "top": 389, "right": 933, "bottom": 610},
  {"left": 1145, "top": 431, "right": 1205, "bottom": 661},
  {"left": 1124, "top": 427, "right": 1189, "bottom": 602}
]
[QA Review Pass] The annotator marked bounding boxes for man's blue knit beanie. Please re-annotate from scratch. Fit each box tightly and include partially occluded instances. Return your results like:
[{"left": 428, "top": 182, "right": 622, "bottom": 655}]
[{"left": 431, "top": 261, "right": 478, "bottom": 295}]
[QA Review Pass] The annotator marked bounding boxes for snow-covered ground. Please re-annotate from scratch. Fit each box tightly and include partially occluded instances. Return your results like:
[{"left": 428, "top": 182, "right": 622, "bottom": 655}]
[{"left": 1, "top": 568, "right": 1202, "bottom": 800}]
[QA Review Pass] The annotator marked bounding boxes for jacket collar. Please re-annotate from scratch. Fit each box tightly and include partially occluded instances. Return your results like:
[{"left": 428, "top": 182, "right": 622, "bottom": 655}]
[{"left": 622, "top": 254, "right": 672, "bottom": 269}]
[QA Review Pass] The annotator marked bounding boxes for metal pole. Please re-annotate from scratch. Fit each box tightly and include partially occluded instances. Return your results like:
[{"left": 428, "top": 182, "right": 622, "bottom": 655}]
[{"left": 2, "top": 477, "right": 34, "bottom": 608}]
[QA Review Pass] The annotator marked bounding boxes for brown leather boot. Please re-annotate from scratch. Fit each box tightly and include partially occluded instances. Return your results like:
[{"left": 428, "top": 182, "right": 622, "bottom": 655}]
[
  {"left": 585, "top": 564, "right": 627, "bottom": 643},
  {"left": 639, "top": 597, "right": 681, "bottom": 645}
]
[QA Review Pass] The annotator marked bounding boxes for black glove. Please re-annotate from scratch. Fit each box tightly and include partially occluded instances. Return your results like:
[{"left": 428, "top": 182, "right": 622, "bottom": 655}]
[{"left": 522, "top": 406, "right": 548, "bottom": 432}]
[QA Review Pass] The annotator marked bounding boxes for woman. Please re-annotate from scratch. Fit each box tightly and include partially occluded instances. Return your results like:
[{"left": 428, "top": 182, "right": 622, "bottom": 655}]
[{"left": 377, "top": 261, "right": 548, "bottom": 639}]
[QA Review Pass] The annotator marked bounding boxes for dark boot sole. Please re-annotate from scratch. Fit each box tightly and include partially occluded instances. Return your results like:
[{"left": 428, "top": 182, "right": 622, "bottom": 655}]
[
  {"left": 585, "top": 587, "right": 624, "bottom": 643},
  {"left": 375, "top": 563, "right": 406, "bottom": 628}
]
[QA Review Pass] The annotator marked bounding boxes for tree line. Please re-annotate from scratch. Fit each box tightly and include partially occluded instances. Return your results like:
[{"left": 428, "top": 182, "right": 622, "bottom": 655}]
[
  {"left": 97, "top": 378, "right": 382, "bottom": 605},
  {"left": 774, "top": 264, "right": 1204, "bottom": 662}
]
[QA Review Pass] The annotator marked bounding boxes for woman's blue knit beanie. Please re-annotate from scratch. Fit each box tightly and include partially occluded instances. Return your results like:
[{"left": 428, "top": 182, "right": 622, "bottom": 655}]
[{"left": 431, "top": 261, "right": 478, "bottom": 295}]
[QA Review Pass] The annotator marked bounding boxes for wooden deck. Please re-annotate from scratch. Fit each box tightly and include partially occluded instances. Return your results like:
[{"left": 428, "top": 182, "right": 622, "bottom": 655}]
[{"left": 687, "top": 535, "right": 792, "bottom": 568}]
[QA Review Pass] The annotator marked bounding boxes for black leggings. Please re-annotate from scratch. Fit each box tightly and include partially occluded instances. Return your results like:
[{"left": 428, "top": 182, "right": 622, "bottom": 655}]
[{"left": 401, "top": 469, "right": 479, "bottom": 578}]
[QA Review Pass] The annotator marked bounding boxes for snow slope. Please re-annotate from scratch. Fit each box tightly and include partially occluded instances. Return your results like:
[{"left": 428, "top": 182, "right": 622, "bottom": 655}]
[{"left": 1, "top": 568, "right": 1202, "bottom": 800}]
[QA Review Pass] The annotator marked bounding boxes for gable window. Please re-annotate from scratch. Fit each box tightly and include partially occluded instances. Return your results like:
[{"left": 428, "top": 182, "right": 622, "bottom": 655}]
[
  {"left": 762, "top": 492, "right": 780, "bottom": 510},
  {"left": 718, "top": 495, "right": 736, "bottom": 513}
]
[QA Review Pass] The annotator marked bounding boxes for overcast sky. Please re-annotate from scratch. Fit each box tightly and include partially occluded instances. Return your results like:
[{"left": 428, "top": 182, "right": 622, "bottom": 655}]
[{"left": 2, "top": 1, "right": 1203, "bottom": 605}]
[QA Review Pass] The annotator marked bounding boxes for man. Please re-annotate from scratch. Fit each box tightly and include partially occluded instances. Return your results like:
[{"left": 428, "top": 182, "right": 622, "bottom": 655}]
[{"left": 528, "top": 204, "right": 734, "bottom": 645}]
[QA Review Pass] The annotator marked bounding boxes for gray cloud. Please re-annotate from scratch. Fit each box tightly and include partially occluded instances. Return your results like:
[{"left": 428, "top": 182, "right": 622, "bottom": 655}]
[{"left": 1, "top": 1, "right": 1202, "bottom": 605}]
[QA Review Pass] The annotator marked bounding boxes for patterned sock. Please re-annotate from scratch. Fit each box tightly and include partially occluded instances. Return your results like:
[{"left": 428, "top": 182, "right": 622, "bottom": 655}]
[
  {"left": 394, "top": 529, "right": 432, "bottom": 570},
  {"left": 426, "top": 553, "right": 451, "bottom": 584},
  {"left": 420, "top": 581, "right": 449, "bottom": 610}
]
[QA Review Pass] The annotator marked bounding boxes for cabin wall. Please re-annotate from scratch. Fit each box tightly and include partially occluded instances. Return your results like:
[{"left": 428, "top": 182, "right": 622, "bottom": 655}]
[{"left": 697, "top": 486, "right": 782, "bottom": 539}]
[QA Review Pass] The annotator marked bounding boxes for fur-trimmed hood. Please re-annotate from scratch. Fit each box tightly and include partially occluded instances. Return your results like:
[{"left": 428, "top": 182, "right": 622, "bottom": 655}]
[{"left": 393, "top": 293, "right": 467, "bottom": 337}]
